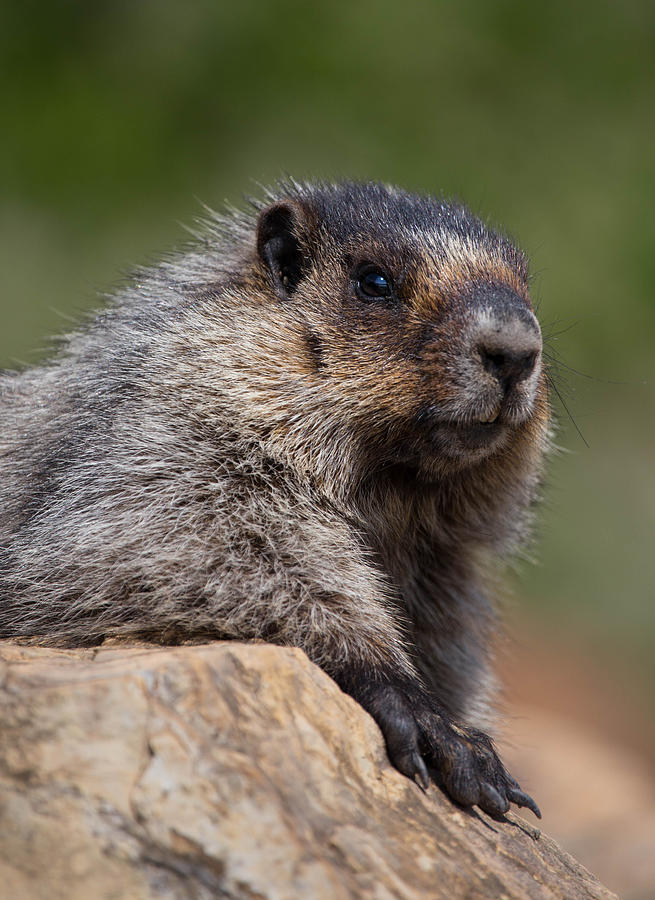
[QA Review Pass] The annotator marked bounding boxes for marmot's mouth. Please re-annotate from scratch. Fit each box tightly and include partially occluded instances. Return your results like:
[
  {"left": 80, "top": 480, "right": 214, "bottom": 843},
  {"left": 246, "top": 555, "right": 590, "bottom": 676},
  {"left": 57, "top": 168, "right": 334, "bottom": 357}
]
[
  {"left": 412, "top": 392, "right": 540, "bottom": 461},
  {"left": 439, "top": 418, "right": 506, "bottom": 452},
  {"left": 409, "top": 413, "right": 511, "bottom": 464}
]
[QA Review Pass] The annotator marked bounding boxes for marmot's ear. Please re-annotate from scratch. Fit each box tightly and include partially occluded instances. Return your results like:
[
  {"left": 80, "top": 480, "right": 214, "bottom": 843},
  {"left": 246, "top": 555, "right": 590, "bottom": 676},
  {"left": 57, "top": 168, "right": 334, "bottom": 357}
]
[{"left": 256, "top": 201, "right": 307, "bottom": 299}]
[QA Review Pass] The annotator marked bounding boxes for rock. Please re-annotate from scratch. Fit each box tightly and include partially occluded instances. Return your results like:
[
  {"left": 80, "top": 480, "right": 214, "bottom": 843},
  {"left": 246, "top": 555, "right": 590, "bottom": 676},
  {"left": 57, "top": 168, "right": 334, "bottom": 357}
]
[{"left": 0, "top": 641, "right": 616, "bottom": 900}]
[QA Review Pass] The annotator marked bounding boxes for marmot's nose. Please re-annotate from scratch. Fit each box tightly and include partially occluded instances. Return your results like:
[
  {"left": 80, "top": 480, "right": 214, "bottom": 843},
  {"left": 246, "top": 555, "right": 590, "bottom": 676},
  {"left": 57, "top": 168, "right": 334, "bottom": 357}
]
[
  {"left": 472, "top": 312, "right": 542, "bottom": 394},
  {"left": 478, "top": 344, "right": 539, "bottom": 392}
]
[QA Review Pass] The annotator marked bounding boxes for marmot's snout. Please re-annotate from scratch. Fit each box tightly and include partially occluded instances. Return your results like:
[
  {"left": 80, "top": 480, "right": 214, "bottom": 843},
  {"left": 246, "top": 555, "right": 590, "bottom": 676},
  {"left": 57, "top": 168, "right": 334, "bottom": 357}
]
[
  {"left": 419, "top": 281, "right": 543, "bottom": 462},
  {"left": 467, "top": 286, "right": 542, "bottom": 425}
]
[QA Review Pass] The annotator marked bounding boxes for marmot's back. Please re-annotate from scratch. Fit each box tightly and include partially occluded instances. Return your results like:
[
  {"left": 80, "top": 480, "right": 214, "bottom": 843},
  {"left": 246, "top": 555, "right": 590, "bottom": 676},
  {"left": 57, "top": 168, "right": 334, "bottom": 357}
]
[{"left": 0, "top": 180, "right": 549, "bottom": 819}]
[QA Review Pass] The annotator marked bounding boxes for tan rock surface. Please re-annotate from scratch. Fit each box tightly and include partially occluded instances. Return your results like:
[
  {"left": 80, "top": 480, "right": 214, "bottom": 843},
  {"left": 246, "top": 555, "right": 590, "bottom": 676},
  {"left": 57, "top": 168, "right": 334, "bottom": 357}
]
[{"left": 0, "top": 641, "right": 616, "bottom": 900}]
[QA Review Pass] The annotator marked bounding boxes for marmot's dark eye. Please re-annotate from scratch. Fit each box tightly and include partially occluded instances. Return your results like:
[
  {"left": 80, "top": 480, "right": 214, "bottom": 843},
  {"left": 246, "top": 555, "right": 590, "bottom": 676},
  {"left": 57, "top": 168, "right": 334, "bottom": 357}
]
[{"left": 357, "top": 269, "right": 392, "bottom": 299}]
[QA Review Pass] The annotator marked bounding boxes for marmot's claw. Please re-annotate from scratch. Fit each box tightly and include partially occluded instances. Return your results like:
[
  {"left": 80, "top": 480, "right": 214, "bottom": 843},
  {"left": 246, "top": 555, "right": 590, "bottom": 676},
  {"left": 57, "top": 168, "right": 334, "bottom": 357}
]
[
  {"left": 383, "top": 738, "right": 429, "bottom": 791},
  {"left": 412, "top": 751, "right": 430, "bottom": 791},
  {"left": 507, "top": 788, "right": 542, "bottom": 819}
]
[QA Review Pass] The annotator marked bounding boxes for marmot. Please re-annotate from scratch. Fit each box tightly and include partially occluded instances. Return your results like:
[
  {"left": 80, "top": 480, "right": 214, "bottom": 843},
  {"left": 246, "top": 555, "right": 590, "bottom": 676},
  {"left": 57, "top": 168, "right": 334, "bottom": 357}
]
[{"left": 0, "top": 180, "right": 549, "bottom": 819}]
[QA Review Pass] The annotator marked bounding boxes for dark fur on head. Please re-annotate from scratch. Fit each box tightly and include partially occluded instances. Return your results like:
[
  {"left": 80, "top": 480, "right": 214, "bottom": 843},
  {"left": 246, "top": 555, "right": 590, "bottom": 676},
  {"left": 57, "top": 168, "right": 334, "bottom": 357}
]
[{"left": 0, "top": 179, "right": 550, "bottom": 819}]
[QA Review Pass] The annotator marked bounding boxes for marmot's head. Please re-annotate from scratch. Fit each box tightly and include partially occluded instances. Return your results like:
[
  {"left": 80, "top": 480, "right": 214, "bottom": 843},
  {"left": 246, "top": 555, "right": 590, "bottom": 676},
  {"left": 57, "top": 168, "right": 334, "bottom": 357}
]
[{"left": 248, "top": 181, "right": 548, "bottom": 482}]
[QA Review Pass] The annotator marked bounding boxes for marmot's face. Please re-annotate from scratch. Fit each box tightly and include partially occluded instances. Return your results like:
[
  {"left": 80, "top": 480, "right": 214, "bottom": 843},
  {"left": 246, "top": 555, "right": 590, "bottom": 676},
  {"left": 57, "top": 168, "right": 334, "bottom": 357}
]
[{"left": 257, "top": 183, "right": 548, "bottom": 475}]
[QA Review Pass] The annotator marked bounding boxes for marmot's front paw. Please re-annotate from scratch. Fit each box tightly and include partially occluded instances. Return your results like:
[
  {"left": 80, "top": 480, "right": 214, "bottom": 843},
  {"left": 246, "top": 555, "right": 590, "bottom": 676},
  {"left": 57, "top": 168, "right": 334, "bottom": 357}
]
[
  {"left": 419, "top": 716, "right": 541, "bottom": 819},
  {"left": 356, "top": 679, "right": 541, "bottom": 819}
]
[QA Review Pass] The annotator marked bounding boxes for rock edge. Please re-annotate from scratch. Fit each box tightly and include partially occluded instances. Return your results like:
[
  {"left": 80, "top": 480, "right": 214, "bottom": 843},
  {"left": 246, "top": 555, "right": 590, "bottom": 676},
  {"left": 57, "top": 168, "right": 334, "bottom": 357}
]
[{"left": 0, "top": 641, "right": 616, "bottom": 900}]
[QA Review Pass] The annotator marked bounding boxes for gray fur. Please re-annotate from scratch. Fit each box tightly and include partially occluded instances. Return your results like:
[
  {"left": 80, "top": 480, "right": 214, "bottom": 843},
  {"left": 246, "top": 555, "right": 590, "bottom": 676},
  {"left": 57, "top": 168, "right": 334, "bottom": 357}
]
[{"left": 0, "top": 179, "right": 550, "bottom": 738}]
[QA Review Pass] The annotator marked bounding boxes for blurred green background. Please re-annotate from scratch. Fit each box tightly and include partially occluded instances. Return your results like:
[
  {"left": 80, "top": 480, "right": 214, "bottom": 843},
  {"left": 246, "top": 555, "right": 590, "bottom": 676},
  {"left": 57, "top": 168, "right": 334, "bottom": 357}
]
[{"left": 1, "top": 2, "right": 653, "bottom": 708}]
